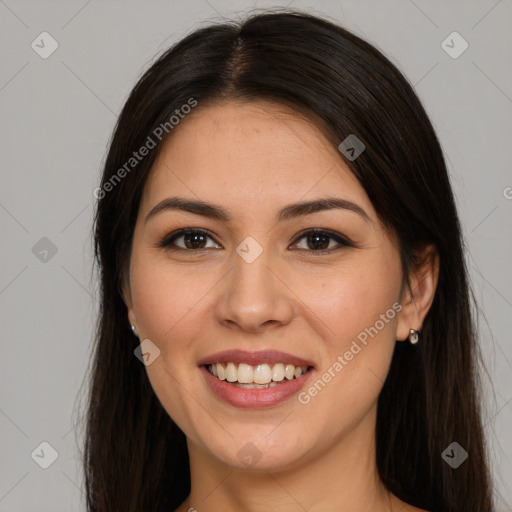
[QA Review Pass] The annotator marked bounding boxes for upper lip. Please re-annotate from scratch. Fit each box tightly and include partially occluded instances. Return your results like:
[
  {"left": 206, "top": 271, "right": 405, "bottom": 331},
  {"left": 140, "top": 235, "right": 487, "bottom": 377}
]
[{"left": 198, "top": 349, "right": 315, "bottom": 368}]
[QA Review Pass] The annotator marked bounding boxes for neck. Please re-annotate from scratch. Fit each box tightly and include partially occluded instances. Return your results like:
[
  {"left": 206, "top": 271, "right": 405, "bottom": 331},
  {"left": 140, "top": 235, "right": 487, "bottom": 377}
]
[{"left": 178, "top": 406, "right": 397, "bottom": 512}]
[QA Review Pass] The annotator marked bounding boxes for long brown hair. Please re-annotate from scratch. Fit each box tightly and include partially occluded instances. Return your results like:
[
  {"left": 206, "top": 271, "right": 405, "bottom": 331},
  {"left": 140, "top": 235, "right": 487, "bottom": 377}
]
[{"left": 85, "top": 10, "right": 493, "bottom": 511}]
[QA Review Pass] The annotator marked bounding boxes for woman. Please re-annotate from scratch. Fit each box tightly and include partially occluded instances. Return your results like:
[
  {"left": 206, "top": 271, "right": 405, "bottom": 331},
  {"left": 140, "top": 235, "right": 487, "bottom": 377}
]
[{"left": 85, "top": 10, "right": 493, "bottom": 512}]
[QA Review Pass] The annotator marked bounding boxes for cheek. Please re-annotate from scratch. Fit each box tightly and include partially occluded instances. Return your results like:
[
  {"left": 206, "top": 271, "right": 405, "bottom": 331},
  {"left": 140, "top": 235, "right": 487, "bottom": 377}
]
[
  {"left": 129, "top": 254, "right": 210, "bottom": 343},
  {"left": 129, "top": 257, "right": 211, "bottom": 431},
  {"left": 294, "top": 261, "right": 400, "bottom": 412},
  {"left": 298, "top": 260, "right": 400, "bottom": 345}
]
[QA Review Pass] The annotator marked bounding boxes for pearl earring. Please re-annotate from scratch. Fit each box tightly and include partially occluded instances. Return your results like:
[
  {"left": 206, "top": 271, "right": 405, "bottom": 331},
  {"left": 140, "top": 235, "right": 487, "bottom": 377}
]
[
  {"left": 131, "top": 324, "right": 138, "bottom": 338},
  {"left": 408, "top": 328, "right": 419, "bottom": 344}
]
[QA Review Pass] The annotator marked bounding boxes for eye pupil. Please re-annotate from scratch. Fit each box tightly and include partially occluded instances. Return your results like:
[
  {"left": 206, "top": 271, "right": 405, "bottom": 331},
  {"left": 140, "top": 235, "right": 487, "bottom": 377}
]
[
  {"left": 308, "top": 233, "right": 329, "bottom": 250},
  {"left": 163, "top": 229, "right": 347, "bottom": 253},
  {"left": 185, "top": 232, "right": 206, "bottom": 249}
]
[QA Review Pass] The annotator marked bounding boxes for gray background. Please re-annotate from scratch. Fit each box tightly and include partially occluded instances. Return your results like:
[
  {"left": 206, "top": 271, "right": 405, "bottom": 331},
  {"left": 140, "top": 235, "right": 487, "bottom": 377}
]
[{"left": 1, "top": 0, "right": 511, "bottom": 510}]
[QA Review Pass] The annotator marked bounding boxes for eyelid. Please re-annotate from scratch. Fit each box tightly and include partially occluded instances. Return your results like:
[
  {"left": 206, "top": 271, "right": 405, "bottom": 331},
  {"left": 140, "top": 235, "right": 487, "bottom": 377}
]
[
  {"left": 158, "top": 227, "right": 354, "bottom": 252},
  {"left": 158, "top": 228, "right": 220, "bottom": 250},
  {"left": 290, "top": 228, "right": 354, "bottom": 252}
]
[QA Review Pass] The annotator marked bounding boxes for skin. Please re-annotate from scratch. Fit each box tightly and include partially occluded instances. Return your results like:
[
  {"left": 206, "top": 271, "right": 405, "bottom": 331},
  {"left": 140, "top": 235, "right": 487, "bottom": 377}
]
[{"left": 123, "top": 100, "right": 439, "bottom": 512}]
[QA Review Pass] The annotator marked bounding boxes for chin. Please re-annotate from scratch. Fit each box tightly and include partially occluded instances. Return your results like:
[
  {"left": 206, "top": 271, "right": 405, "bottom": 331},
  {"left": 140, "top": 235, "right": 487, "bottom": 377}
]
[{"left": 198, "top": 427, "right": 313, "bottom": 473}]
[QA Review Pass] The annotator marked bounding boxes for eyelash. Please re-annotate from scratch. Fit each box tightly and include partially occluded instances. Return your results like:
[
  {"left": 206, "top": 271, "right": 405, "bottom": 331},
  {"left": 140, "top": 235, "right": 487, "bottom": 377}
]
[{"left": 158, "top": 228, "right": 354, "bottom": 254}]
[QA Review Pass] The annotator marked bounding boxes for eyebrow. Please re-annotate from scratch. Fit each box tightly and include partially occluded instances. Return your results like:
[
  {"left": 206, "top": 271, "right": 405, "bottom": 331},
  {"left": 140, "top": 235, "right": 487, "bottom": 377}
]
[{"left": 144, "top": 196, "right": 372, "bottom": 224}]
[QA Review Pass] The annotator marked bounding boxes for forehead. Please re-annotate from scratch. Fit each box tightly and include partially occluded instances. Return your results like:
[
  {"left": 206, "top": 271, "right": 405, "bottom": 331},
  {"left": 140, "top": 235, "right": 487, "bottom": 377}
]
[{"left": 140, "top": 100, "right": 376, "bottom": 222}]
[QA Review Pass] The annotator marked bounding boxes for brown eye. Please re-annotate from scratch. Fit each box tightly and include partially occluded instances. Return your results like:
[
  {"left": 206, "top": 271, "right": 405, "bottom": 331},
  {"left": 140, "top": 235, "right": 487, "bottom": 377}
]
[
  {"left": 292, "top": 229, "right": 352, "bottom": 252},
  {"left": 160, "top": 229, "right": 220, "bottom": 250},
  {"left": 159, "top": 228, "right": 352, "bottom": 254}
]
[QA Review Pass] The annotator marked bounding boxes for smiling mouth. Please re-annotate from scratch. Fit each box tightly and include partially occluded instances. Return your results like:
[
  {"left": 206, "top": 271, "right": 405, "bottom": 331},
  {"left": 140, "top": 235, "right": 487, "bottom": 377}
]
[{"left": 206, "top": 362, "right": 313, "bottom": 389}]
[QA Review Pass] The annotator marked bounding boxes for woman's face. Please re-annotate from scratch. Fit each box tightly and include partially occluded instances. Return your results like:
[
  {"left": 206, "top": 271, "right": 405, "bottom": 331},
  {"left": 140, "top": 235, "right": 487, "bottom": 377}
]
[{"left": 125, "top": 100, "right": 410, "bottom": 471}]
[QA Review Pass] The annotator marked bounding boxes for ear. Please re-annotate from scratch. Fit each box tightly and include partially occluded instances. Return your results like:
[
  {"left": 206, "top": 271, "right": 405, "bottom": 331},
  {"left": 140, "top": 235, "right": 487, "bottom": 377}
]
[
  {"left": 121, "top": 273, "right": 137, "bottom": 331},
  {"left": 396, "top": 243, "right": 440, "bottom": 341}
]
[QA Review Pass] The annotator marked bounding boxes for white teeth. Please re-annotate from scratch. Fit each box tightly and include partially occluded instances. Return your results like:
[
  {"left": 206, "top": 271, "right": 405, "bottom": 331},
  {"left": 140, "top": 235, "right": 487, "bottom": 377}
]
[
  {"left": 216, "top": 363, "right": 225, "bottom": 380},
  {"left": 253, "top": 364, "right": 272, "bottom": 384},
  {"left": 225, "top": 362, "right": 237, "bottom": 382},
  {"left": 208, "top": 362, "right": 310, "bottom": 384},
  {"left": 237, "top": 363, "right": 253, "bottom": 384},
  {"left": 272, "top": 363, "right": 285, "bottom": 381},
  {"left": 234, "top": 382, "right": 279, "bottom": 389}
]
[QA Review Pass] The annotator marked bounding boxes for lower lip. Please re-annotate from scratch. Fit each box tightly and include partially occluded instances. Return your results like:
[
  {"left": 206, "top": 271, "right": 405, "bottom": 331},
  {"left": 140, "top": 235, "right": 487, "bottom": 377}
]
[{"left": 200, "top": 365, "right": 314, "bottom": 409}]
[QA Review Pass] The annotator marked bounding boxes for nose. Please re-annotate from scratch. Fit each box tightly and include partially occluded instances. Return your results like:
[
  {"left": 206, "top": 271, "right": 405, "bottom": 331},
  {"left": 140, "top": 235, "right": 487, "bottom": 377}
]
[{"left": 215, "top": 247, "right": 295, "bottom": 333}]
